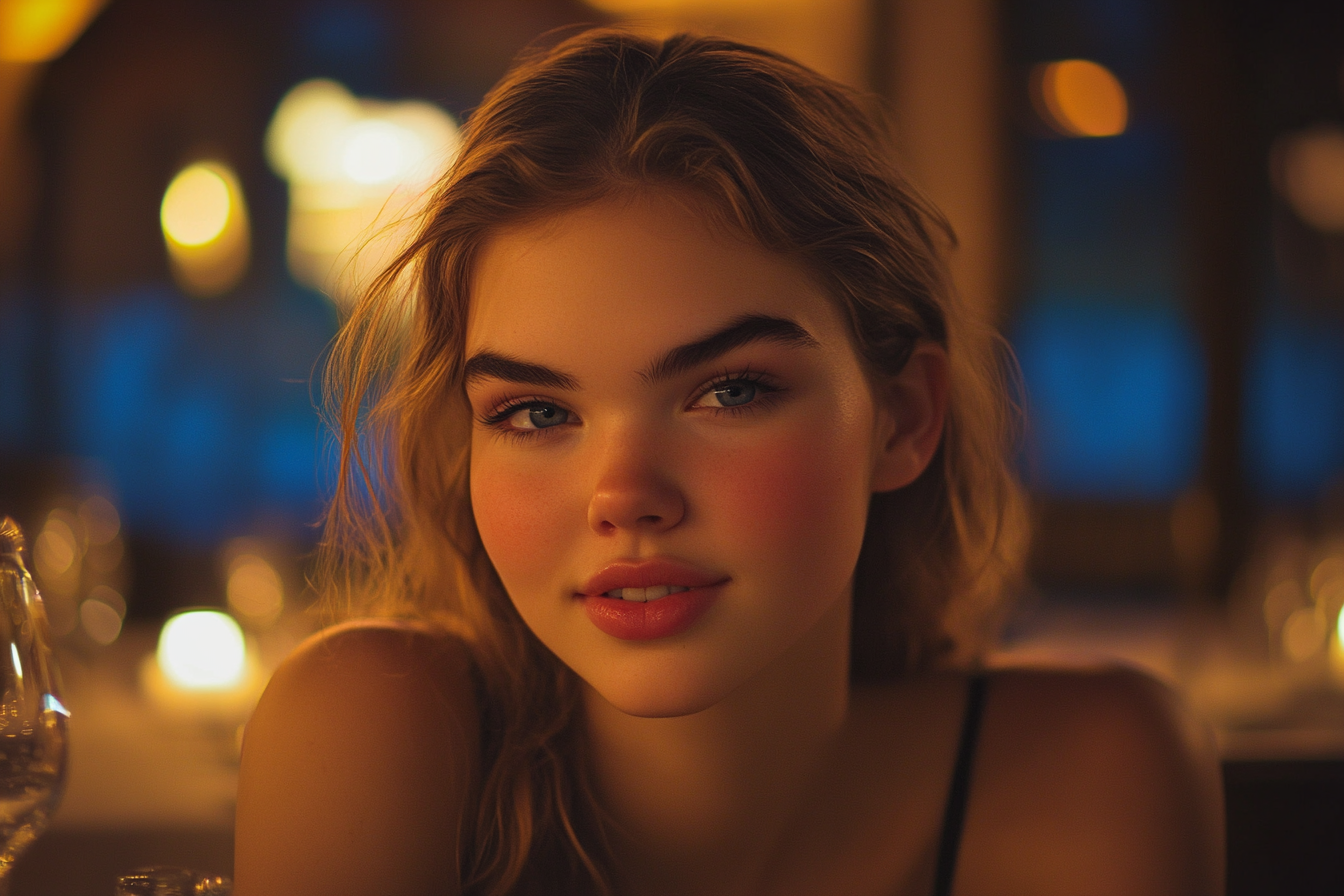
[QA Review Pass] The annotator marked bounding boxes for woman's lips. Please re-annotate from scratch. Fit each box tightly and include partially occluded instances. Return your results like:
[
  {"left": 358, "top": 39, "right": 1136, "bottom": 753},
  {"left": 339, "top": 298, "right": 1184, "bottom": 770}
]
[
  {"left": 580, "top": 558, "right": 725, "bottom": 597},
  {"left": 579, "top": 559, "right": 726, "bottom": 640},
  {"left": 582, "top": 588, "right": 720, "bottom": 640}
]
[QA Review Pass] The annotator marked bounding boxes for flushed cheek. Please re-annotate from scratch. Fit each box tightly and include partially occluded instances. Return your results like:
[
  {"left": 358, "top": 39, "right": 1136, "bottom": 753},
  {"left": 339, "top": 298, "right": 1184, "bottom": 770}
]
[
  {"left": 470, "top": 457, "right": 577, "bottom": 601},
  {"left": 696, "top": 427, "right": 870, "bottom": 589}
]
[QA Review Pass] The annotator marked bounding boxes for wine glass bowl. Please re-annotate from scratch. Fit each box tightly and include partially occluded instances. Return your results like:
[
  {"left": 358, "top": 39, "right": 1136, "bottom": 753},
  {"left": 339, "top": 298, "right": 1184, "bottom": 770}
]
[{"left": 0, "top": 518, "right": 68, "bottom": 893}]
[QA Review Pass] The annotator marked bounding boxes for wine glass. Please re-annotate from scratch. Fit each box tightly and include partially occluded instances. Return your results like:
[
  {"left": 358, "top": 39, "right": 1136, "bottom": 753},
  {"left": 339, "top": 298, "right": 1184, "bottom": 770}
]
[{"left": 0, "top": 518, "right": 68, "bottom": 894}]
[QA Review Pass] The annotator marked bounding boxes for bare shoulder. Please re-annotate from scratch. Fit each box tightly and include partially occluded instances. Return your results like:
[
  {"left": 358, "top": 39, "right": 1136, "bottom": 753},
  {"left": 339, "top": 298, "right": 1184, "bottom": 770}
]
[
  {"left": 958, "top": 665, "right": 1225, "bottom": 896},
  {"left": 234, "top": 619, "right": 480, "bottom": 896}
]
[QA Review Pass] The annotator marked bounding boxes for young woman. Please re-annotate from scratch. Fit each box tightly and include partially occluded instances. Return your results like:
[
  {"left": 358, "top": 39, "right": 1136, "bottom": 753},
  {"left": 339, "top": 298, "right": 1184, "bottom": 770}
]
[{"left": 233, "top": 29, "right": 1224, "bottom": 896}]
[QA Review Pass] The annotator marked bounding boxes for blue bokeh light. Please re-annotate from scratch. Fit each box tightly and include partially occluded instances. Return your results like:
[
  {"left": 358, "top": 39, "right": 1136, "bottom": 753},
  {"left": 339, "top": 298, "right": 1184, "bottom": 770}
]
[
  {"left": 53, "top": 285, "right": 335, "bottom": 544},
  {"left": 1244, "top": 316, "right": 1344, "bottom": 499},
  {"left": 1013, "top": 299, "right": 1206, "bottom": 499}
]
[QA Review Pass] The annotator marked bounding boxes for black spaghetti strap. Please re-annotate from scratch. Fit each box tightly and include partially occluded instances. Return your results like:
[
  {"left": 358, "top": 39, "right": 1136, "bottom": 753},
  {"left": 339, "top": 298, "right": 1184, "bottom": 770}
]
[{"left": 931, "top": 674, "right": 989, "bottom": 896}]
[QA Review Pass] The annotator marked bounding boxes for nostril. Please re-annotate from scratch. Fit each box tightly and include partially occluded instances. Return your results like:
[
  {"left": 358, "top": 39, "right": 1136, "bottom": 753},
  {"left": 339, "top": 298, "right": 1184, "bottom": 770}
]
[{"left": 587, "top": 475, "right": 686, "bottom": 534}]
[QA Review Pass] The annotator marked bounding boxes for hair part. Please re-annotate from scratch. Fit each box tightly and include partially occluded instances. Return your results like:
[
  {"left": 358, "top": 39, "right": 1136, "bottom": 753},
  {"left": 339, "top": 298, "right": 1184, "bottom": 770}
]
[{"left": 318, "top": 27, "right": 1027, "bottom": 895}]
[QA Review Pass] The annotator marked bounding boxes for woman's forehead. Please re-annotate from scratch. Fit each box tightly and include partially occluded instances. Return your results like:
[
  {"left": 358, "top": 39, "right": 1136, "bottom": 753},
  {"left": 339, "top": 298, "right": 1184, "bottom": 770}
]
[{"left": 464, "top": 189, "right": 843, "bottom": 358}]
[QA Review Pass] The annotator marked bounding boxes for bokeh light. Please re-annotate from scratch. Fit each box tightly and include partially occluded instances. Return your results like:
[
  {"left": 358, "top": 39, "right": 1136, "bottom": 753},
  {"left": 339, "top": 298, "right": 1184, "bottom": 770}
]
[
  {"left": 34, "top": 515, "right": 77, "bottom": 579},
  {"left": 79, "top": 584, "right": 125, "bottom": 646},
  {"left": 1272, "top": 124, "right": 1344, "bottom": 232},
  {"left": 265, "top": 79, "right": 459, "bottom": 306},
  {"left": 161, "top": 165, "right": 231, "bottom": 247},
  {"left": 0, "top": 0, "right": 106, "bottom": 62},
  {"left": 1283, "top": 605, "right": 1328, "bottom": 662},
  {"left": 159, "top": 160, "right": 251, "bottom": 298},
  {"left": 1338, "top": 596, "right": 1344, "bottom": 646},
  {"left": 156, "top": 610, "right": 247, "bottom": 690},
  {"left": 1264, "top": 579, "right": 1304, "bottom": 639},
  {"left": 77, "top": 494, "right": 120, "bottom": 547},
  {"left": 225, "top": 551, "right": 284, "bottom": 627},
  {"left": 1032, "top": 59, "right": 1128, "bottom": 138}
]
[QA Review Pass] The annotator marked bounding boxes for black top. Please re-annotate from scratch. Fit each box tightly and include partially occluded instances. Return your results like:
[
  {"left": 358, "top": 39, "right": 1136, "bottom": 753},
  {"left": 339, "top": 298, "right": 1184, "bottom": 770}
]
[{"left": 931, "top": 674, "right": 989, "bottom": 896}]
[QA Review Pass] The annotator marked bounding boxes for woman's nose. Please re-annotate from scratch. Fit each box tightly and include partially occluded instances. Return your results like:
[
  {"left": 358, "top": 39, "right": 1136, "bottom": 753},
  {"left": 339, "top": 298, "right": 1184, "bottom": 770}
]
[{"left": 587, "top": 448, "right": 685, "bottom": 536}]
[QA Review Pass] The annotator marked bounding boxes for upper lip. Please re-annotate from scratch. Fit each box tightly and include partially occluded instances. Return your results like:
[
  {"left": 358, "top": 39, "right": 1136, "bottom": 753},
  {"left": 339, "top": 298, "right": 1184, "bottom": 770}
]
[{"left": 579, "top": 559, "right": 727, "bottom": 597}]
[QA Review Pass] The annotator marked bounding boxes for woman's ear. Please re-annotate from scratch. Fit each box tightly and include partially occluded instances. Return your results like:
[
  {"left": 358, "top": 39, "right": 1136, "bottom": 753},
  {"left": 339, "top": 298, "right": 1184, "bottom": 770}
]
[{"left": 870, "top": 343, "right": 949, "bottom": 493}]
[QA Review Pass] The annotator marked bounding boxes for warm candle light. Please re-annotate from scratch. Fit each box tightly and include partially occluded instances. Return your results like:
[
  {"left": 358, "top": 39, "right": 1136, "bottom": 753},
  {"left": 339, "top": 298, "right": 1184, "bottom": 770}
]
[{"left": 157, "top": 610, "right": 247, "bottom": 691}]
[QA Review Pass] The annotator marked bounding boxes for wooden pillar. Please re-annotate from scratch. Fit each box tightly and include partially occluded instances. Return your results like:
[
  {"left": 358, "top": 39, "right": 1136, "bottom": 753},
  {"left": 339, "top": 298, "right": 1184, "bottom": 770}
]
[{"left": 879, "top": 0, "right": 1006, "bottom": 323}]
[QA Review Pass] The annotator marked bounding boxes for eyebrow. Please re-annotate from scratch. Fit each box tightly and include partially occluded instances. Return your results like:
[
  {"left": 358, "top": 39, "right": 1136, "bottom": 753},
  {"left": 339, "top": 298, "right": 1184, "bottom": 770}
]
[
  {"left": 462, "top": 314, "right": 819, "bottom": 390},
  {"left": 639, "top": 313, "right": 819, "bottom": 383}
]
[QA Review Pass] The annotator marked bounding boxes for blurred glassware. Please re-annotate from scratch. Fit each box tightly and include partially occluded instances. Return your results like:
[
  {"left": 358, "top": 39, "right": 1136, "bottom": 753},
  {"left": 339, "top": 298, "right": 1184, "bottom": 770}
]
[
  {"left": 0, "top": 518, "right": 68, "bottom": 894},
  {"left": 114, "top": 866, "right": 232, "bottom": 896}
]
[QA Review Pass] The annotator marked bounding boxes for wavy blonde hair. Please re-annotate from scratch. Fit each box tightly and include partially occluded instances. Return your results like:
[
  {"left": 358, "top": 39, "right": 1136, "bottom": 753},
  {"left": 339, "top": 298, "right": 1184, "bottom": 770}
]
[{"left": 318, "top": 27, "right": 1028, "bottom": 895}]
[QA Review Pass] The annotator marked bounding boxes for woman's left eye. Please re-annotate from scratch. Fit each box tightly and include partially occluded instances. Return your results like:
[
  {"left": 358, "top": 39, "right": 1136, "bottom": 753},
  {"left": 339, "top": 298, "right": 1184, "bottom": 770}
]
[
  {"left": 479, "top": 399, "right": 572, "bottom": 435},
  {"left": 691, "top": 376, "right": 778, "bottom": 411},
  {"left": 507, "top": 403, "right": 569, "bottom": 429}
]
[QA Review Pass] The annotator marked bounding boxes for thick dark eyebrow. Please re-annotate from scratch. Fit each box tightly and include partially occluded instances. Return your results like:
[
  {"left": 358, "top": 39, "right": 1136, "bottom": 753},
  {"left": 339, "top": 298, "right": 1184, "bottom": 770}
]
[
  {"left": 463, "top": 314, "right": 818, "bottom": 391},
  {"left": 462, "top": 353, "right": 579, "bottom": 390},
  {"left": 640, "top": 314, "right": 819, "bottom": 384}
]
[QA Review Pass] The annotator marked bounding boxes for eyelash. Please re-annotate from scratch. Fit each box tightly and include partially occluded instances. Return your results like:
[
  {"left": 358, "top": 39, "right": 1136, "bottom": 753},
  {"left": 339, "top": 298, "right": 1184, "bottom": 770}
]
[
  {"left": 692, "top": 368, "right": 784, "bottom": 416},
  {"left": 477, "top": 395, "right": 563, "bottom": 441},
  {"left": 477, "top": 369, "right": 785, "bottom": 440}
]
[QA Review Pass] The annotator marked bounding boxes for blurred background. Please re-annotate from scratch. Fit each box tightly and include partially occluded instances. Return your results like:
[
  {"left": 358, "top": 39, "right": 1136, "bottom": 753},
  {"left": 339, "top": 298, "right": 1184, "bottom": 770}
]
[{"left": 0, "top": 0, "right": 1341, "bottom": 892}]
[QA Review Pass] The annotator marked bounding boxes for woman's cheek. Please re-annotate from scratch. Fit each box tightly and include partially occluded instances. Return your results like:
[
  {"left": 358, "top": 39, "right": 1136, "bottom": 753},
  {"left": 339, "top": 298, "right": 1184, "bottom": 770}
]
[
  {"left": 470, "top": 457, "right": 573, "bottom": 593},
  {"left": 698, "top": 426, "right": 869, "bottom": 572}
]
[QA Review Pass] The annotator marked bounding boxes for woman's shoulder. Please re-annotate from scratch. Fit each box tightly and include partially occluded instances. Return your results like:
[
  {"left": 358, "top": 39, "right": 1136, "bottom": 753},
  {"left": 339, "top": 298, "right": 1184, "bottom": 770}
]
[
  {"left": 233, "top": 619, "right": 480, "bottom": 896},
  {"left": 253, "top": 617, "right": 481, "bottom": 737},
  {"left": 959, "top": 664, "right": 1225, "bottom": 895},
  {"left": 279, "top": 616, "right": 478, "bottom": 685}
]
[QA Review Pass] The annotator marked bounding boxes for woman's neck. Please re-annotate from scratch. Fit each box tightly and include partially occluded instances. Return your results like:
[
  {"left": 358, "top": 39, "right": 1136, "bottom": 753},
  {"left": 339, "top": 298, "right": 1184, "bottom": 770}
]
[{"left": 582, "top": 595, "right": 852, "bottom": 896}]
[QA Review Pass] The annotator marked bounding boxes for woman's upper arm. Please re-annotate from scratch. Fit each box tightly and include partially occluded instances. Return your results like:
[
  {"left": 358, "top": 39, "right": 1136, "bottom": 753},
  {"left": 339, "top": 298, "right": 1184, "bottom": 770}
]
[
  {"left": 961, "top": 666, "right": 1225, "bottom": 896},
  {"left": 233, "top": 621, "right": 480, "bottom": 896}
]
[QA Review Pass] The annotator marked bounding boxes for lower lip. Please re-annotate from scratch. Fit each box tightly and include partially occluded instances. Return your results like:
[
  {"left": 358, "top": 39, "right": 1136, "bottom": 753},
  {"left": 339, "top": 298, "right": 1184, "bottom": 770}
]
[{"left": 581, "top": 587, "right": 720, "bottom": 641}]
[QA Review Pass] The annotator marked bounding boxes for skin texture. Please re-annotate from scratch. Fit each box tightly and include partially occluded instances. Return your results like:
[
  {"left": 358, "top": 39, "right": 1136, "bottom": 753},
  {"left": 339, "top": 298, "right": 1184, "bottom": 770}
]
[{"left": 233, "top": 189, "right": 1224, "bottom": 896}]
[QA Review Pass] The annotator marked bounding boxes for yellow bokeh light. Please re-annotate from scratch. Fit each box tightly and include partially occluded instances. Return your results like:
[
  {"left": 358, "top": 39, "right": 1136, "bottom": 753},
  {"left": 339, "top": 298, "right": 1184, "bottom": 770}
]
[
  {"left": 160, "top": 160, "right": 251, "bottom": 298},
  {"left": 1263, "top": 579, "right": 1303, "bottom": 634},
  {"left": 1282, "top": 605, "right": 1327, "bottom": 662},
  {"left": 265, "top": 79, "right": 459, "bottom": 307},
  {"left": 34, "top": 519, "right": 75, "bottom": 578},
  {"left": 341, "top": 119, "right": 411, "bottom": 185},
  {"left": 1033, "top": 59, "right": 1128, "bottom": 138},
  {"left": 157, "top": 610, "right": 247, "bottom": 691},
  {"left": 161, "top": 164, "right": 231, "bottom": 247},
  {"left": 227, "top": 554, "right": 284, "bottom": 625},
  {"left": 0, "top": 0, "right": 107, "bottom": 63},
  {"left": 80, "top": 595, "right": 122, "bottom": 646},
  {"left": 265, "top": 79, "right": 361, "bottom": 184}
]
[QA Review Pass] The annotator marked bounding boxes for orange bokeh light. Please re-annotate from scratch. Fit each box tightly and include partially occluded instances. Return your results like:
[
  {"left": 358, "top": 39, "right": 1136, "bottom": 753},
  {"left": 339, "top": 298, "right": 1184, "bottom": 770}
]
[{"left": 1032, "top": 59, "right": 1128, "bottom": 138}]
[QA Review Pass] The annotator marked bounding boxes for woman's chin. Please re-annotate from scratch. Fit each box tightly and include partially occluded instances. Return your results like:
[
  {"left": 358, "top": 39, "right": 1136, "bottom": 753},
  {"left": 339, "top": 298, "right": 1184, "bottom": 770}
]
[{"left": 581, "top": 669, "right": 742, "bottom": 720}]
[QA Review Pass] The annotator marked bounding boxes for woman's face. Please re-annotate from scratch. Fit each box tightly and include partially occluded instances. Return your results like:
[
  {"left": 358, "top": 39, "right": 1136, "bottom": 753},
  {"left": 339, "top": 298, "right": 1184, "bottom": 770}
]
[{"left": 465, "top": 189, "right": 895, "bottom": 718}]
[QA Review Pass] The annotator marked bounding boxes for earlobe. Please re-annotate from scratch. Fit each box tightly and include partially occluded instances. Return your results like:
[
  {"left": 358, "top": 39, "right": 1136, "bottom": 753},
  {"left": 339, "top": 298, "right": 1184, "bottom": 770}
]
[{"left": 870, "top": 343, "right": 949, "bottom": 493}]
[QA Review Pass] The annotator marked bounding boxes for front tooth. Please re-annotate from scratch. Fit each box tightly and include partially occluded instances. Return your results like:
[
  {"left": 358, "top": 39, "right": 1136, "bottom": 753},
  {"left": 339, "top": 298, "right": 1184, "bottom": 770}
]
[{"left": 606, "top": 585, "right": 695, "bottom": 602}]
